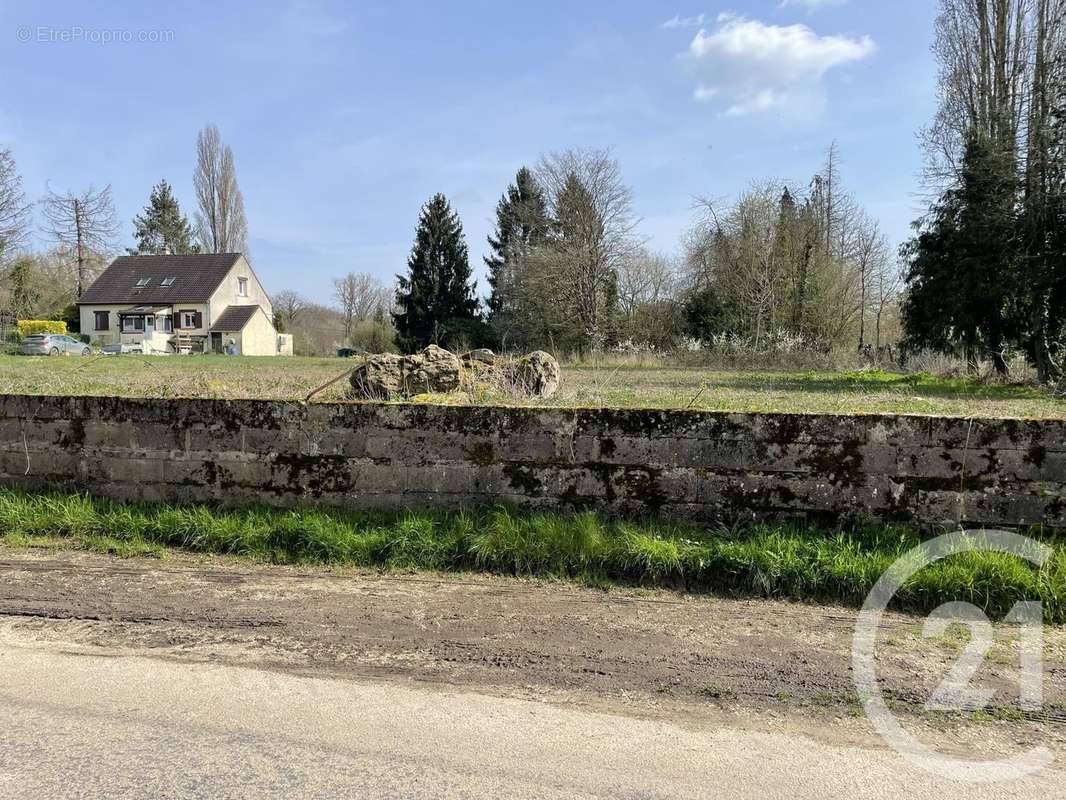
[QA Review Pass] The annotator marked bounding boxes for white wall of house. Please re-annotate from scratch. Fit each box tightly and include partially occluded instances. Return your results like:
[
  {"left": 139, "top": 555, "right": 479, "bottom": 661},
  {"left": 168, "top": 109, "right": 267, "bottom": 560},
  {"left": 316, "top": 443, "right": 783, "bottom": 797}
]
[
  {"left": 208, "top": 256, "right": 274, "bottom": 321},
  {"left": 171, "top": 303, "right": 211, "bottom": 335},
  {"left": 214, "top": 308, "right": 277, "bottom": 356},
  {"left": 80, "top": 305, "right": 134, "bottom": 345}
]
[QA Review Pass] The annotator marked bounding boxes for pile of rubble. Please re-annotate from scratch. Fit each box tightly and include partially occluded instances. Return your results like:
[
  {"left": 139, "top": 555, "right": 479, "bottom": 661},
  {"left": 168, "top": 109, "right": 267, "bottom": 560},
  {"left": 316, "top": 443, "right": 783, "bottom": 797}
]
[{"left": 349, "top": 345, "right": 560, "bottom": 401}]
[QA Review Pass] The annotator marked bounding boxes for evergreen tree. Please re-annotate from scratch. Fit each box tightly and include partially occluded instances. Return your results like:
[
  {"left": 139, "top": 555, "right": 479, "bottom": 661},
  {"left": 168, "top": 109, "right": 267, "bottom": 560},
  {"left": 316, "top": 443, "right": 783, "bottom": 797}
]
[
  {"left": 552, "top": 172, "right": 619, "bottom": 350},
  {"left": 129, "top": 179, "right": 198, "bottom": 255},
  {"left": 393, "top": 194, "right": 480, "bottom": 353},
  {"left": 8, "top": 255, "right": 39, "bottom": 318},
  {"left": 903, "top": 132, "right": 1019, "bottom": 373},
  {"left": 485, "top": 168, "right": 550, "bottom": 329}
]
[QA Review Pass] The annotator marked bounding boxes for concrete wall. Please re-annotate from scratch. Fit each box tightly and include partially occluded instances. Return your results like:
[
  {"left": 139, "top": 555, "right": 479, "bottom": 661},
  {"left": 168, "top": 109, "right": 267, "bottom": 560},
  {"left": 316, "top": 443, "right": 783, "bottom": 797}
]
[
  {"left": 231, "top": 309, "right": 278, "bottom": 356},
  {"left": 0, "top": 394, "right": 1063, "bottom": 528}
]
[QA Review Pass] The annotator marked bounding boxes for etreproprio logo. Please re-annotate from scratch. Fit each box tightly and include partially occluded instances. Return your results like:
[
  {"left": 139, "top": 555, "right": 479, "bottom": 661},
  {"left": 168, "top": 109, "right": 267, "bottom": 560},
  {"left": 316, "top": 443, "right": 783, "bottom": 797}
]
[{"left": 852, "top": 529, "right": 1054, "bottom": 782}]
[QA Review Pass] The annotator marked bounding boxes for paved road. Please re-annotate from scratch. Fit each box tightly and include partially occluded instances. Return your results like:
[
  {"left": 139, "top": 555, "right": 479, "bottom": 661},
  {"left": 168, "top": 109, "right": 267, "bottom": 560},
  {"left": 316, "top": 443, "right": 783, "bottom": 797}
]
[{"left": 0, "top": 637, "right": 1061, "bottom": 799}]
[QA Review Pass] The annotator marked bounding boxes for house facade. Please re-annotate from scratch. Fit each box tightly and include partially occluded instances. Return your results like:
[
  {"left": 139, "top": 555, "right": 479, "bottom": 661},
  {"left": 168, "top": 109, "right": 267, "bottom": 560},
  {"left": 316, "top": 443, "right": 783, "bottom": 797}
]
[{"left": 78, "top": 253, "right": 291, "bottom": 355}]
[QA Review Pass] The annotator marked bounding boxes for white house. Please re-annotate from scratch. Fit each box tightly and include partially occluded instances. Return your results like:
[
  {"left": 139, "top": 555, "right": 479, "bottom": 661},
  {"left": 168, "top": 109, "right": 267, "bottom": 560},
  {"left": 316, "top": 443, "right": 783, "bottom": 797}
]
[{"left": 77, "top": 253, "right": 292, "bottom": 355}]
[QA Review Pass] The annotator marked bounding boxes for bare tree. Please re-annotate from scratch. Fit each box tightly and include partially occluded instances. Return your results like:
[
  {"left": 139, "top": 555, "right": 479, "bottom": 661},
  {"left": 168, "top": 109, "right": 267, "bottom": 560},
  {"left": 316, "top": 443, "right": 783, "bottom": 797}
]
[
  {"left": 41, "top": 184, "right": 119, "bottom": 298},
  {"left": 0, "top": 148, "right": 31, "bottom": 265},
  {"left": 617, "top": 249, "right": 680, "bottom": 317},
  {"left": 273, "top": 289, "right": 307, "bottom": 328},
  {"left": 333, "top": 272, "right": 390, "bottom": 341},
  {"left": 193, "top": 124, "right": 249, "bottom": 253},
  {"left": 922, "top": 0, "right": 1032, "bottom": 189},
  {"left": 872, "top": 256, "right": 903, "bottom": 352},
  {"left": 535, "top": 148, "right": 641, "bottom": 351},
  {"left": 852, "top": 215, "right": 892, "bottom": 350}
]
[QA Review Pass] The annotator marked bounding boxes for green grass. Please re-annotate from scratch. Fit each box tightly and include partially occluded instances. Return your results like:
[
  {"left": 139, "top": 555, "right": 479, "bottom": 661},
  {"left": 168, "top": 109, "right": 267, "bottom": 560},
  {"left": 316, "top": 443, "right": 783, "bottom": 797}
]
[
  {"left": 0, "top": 354, "right": 1062, "bottom": 417},
  {"left": 2, "top": 488, "right": 1064, "bottom": 622}
]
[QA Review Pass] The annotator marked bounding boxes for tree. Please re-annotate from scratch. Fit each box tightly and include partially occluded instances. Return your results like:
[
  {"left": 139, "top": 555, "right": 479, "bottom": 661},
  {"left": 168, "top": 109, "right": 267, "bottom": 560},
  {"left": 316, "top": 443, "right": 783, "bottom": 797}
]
[
  {"left": 393, "top": 194, "right": 480, "bottom": 353},
  {"left": 485, "top": 167, "right": 550, "bottom": 347},
  {"left": 273, "top": 289, "right": 307, "bottom": 330},
  {"left": 130, "top": 179, "right": 197, "bottom": 255},
  {"left": 907, "top": 0, "right": 1066, "bottom": 380},
  {"left": 921, "top": 0, "right": 1031, "bottom": 189},
  {"left": 333, "top": 272, "right": 390, "bottom": 342},
  {"left": 0, "top": 148, "right": 30, "bottom": 265},
  {"left": 1019, "top": 0, "right": 1066, "bottom": 381},
  {"left": 903, "top": 132, "right": 1019, "bottom": 373},
  {"left": 534, "top": 149, "right": 639, "bottom": 352},
  {"left": 193, "top": 124, "right": 248, "bottom": 253},
  {"left": 41, "top": 184, "right": 119, "bottom": 298},
  {"left": 5, "top": 255, "right": 39, "bottom": 318}
]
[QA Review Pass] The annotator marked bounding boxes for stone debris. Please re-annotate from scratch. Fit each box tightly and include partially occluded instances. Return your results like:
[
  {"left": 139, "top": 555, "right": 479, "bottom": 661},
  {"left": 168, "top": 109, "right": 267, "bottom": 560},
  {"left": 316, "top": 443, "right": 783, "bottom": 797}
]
[{"left": 350, "top": 346, "right": 561, "bottom": 400}]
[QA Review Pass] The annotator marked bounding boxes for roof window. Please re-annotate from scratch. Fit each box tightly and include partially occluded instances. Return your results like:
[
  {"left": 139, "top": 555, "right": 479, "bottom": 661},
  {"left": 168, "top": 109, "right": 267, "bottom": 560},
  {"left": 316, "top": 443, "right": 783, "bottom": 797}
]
[
  {"left": 161, "top": 277, "right": 176, "bottom": 287},
  {"left": 135, "top": 278, "right": 152, "bottom": 287}
]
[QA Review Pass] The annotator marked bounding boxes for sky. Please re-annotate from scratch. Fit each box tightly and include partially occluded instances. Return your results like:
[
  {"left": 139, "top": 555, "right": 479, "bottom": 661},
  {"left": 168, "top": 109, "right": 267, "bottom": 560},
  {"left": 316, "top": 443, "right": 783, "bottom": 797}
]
[{"left": 1, "top": 0, "right": 939, "bottom": 305}]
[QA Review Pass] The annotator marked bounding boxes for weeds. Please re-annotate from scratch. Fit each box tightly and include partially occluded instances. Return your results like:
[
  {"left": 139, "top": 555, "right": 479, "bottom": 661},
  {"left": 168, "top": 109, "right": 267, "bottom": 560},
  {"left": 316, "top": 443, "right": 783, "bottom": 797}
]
[
  {"left": 1, "top": 354, "right": 1063, "bottom": 418},
  {"left": 1, "top": 488, "right": 1064, "bottom": 621}
]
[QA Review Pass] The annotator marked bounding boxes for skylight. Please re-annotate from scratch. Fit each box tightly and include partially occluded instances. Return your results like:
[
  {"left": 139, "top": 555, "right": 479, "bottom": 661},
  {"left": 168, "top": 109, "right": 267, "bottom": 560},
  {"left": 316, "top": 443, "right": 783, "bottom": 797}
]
[
  {"left": 161, "top": 277, "right": 176, "bottom": 286},
  {"left": 135, "top": 278, "right": 151, "bottom": 287}
]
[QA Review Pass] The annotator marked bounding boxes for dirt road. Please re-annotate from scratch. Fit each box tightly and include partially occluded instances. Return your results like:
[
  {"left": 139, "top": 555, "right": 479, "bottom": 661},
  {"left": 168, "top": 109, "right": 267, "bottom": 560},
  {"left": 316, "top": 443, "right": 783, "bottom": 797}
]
[{"left": 1, "top": 545, "right": 1064, "bottom": 797}]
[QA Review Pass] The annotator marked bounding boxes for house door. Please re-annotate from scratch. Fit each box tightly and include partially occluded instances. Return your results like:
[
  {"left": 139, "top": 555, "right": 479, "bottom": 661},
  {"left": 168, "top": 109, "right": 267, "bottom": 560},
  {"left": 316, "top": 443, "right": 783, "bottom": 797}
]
[{"left": 210, "top": 332, "right": 224, "bottom": 354}]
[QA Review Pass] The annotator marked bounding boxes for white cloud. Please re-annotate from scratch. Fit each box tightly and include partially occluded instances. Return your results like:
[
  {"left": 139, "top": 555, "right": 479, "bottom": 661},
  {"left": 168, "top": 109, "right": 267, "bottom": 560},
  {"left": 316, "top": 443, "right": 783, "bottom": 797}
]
[
  {"left": 723, "top": 88, "right": 783, "bottom": 117},
  {"left": 681, "top": 13, "right": 875, "bottom": 117},
  {"left": 661, "top": 13, "right": 706, "bottom": 29},
  {"left": 693, "top": 85, "right": 719, "bottom": 102},
  {"left": 779, "top": 0, "right": 849, "bottom": 12}
]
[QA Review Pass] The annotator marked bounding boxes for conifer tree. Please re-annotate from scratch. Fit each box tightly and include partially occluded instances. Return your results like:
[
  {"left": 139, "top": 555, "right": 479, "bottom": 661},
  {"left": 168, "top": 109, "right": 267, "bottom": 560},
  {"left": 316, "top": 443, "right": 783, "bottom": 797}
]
[
  {"left": 485, "top": 167, "right": 550, "bottom": 323},
  {"left": 903, "top": 132, "right": 1018, "bottom": 373},
  {"left": 130, "top": 179, "right": 198, "bottom": 255},
  {"left": 393, "top": 194, "right": 480, "bottom": 353}
]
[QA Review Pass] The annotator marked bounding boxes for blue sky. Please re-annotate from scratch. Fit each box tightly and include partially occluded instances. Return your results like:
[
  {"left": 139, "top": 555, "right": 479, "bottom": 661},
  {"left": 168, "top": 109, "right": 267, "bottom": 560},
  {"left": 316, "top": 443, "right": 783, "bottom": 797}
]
[{"left": 1, "top": 0, "right": 938, "bottom": 304}]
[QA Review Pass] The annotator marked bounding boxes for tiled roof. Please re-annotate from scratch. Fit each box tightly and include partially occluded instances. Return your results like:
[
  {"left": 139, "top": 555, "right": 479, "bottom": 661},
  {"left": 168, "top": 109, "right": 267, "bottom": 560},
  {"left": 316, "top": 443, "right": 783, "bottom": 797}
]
[
  {"left": 209, "top": 305, "right": 262, "bottom": 331},
  {"left": 78, "top": 253, "right": 242, "bottom": 304}
]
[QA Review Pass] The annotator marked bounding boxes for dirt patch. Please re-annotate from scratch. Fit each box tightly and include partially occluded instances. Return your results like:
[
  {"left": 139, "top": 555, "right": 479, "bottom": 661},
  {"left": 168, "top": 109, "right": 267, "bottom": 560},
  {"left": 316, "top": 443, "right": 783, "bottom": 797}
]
[{"left": 1, "top": 544, "right": 1064, "bottom": 755}]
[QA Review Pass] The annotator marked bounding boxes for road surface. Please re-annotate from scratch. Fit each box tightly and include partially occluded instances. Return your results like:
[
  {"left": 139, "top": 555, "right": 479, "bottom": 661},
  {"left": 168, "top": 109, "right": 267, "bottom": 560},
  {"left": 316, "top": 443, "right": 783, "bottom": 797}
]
[
  {"left": 0, "top": 547, "right": 1064, "bottom": 797},
  {"left": 0, "top": 638, "right": 1062, "bottom": 799}
]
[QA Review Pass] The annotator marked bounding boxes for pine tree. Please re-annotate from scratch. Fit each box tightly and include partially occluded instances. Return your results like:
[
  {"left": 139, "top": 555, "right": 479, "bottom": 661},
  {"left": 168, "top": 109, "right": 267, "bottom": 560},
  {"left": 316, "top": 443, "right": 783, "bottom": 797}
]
[
  {"left": 903, "top": 132, "right": 1019, "bottom": 373},
  {"left": 393, "top": 194, "right": 480, "bottom": 353},
  {"left": 130, "top": 179, "right": 198, "bottom": 255},
  {"left": 485, "top": 167, "right": 550, "bottom": 324}
]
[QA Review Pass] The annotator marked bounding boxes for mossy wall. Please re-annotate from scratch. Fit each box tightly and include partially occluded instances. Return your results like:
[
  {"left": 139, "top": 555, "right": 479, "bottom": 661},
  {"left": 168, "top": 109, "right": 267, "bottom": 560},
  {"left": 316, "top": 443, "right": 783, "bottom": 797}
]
[{"left": 0, "top": 394, "right": 1063, "bottom": 528}]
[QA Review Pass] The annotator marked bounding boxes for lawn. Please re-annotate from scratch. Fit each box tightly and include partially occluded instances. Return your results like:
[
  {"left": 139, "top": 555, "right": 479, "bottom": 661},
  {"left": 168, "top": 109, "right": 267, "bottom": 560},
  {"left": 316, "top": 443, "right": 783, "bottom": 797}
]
[
  {"left": 2, "top": 488, "right": 1064, "bottom": 621},
  {"left": 0, "top": 353, "right": 1063, "bottom": 418}
]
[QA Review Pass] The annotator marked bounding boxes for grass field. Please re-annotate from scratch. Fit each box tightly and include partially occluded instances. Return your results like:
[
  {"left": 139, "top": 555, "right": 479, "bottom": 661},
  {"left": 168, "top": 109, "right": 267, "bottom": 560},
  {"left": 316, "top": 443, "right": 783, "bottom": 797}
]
[
  {"left": 2, "top": 488, "right": 1064, "bottom": 621},
  {"left": 0, "top": 353, "right": 1063, "bottom": 418}
]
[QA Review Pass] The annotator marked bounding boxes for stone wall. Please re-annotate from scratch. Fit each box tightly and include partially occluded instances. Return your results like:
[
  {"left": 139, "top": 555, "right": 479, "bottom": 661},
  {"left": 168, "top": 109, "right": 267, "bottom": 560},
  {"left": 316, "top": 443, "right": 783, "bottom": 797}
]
[{"left": 0, "top": 394, "right": 1063, "bottom": 528}]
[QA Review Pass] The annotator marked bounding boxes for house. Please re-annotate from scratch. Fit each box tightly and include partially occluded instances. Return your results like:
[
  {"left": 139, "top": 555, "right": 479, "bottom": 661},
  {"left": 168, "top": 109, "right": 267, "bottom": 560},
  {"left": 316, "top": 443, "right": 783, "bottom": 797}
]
[{"left": 78, "top": 253, "right": 293, "bottom": 355}]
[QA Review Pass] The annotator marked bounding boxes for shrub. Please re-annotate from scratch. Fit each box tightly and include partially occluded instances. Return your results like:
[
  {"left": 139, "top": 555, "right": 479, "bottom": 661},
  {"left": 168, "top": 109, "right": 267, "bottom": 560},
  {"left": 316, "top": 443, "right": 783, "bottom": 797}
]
[{"left": 16, "top": 320, "right": 67, "bottom": 339}]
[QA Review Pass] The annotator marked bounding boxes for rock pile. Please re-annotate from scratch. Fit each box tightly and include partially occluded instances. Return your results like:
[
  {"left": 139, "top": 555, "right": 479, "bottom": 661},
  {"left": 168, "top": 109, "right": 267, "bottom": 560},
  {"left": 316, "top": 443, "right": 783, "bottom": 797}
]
[{"left": 349, "top": 346, "right": 560, "bottom": 401}]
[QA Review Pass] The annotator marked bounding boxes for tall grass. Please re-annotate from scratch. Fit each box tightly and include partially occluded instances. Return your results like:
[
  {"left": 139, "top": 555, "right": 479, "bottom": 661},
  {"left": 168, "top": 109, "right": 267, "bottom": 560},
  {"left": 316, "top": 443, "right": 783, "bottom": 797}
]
[{"left": 1, "top": 488, "right": 1063, "bottom": 622}]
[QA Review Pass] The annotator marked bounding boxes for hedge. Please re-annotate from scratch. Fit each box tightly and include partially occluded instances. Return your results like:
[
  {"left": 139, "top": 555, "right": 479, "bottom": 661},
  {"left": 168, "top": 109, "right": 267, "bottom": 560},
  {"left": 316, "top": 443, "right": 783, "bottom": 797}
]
[{"left": 16, "top": 320, "right": 67, "bottom": 339}]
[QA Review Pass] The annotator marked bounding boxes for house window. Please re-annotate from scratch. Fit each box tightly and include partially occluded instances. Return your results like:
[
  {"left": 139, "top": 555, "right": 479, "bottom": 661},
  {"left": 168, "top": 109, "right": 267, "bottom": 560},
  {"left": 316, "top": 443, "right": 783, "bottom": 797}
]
[
  {"left": 135, "top": 278, "right": 151, "bottom": 288},
  {"left": 160, "top": 316, "right": 173, "bottom": 332},
  {"left": 161, "top": 277, "right": 176, "bottom": 287},
  {"left": 122, "top": 316, "right": 144, "bottom": 333},
  {"left": 180, "top": 311, "right": 198, "bottom": 329},
  {"left": 94, "top": 311, "right": 109, "bottom": 331},
  {"left": 237, "top": 277, "right": 248, "bottom": 297}
]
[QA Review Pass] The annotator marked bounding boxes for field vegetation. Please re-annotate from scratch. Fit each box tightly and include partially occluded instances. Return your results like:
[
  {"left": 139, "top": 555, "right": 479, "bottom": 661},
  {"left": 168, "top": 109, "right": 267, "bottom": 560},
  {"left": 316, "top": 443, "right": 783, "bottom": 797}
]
[
  {"left": 0, "top": 353, "right": 1064, "bottom": 418},
  {"left": 2, "top": 488, "right": 1064, "bottom": 622}
]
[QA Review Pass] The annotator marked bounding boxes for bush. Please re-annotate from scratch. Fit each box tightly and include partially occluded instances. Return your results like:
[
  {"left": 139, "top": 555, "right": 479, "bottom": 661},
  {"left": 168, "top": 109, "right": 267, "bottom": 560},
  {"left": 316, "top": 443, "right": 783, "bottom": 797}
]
[
  {"left": 16, "top": 320, "right": 67, "bottom": 339},
  {"left": 348, "top": 318, "right": 398, "bottom": 353}
]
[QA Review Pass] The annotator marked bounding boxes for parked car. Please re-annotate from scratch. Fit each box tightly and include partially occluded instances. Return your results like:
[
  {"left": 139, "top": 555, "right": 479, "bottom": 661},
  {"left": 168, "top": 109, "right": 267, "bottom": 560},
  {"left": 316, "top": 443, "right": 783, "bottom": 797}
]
[{"left": 18, "top": 334, "right": 91, "bottom": 356}]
